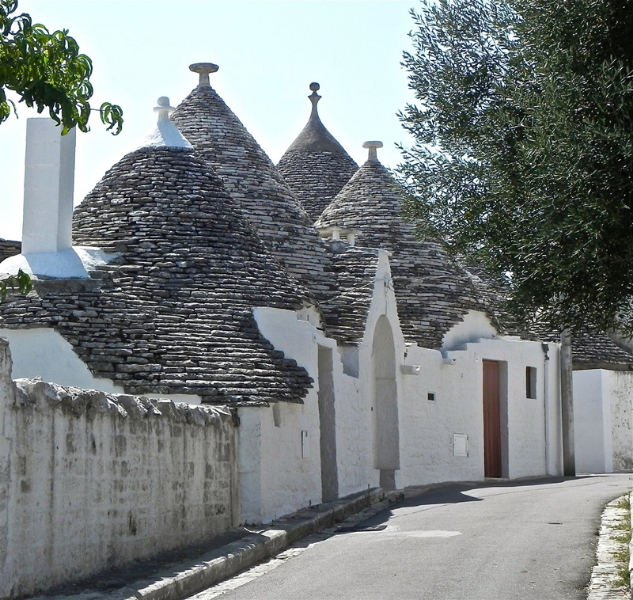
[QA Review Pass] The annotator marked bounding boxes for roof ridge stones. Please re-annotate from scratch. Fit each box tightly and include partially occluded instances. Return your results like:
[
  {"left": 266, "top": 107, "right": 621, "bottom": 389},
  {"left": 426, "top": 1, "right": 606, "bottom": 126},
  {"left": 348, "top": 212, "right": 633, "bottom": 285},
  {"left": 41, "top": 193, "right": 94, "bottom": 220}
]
[
  {"left": 277, "top": 83, "right": 358, "bottom": 223},
  {"left": 316, "top": 151, "right": 492, "bottom": 350},
  {"left": 171, "top": 67, "right": 332, "bottom": 302},
  {"left": 1, "top": 145, "right": 313, "bottom": 405}
]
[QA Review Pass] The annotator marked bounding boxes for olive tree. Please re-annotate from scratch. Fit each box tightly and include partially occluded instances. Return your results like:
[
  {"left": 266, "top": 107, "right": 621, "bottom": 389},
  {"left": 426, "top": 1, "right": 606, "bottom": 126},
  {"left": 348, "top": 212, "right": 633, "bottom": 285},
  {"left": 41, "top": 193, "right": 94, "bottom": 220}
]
[{"left": 399, "top": 0, "right": 633, "bottom": 337}]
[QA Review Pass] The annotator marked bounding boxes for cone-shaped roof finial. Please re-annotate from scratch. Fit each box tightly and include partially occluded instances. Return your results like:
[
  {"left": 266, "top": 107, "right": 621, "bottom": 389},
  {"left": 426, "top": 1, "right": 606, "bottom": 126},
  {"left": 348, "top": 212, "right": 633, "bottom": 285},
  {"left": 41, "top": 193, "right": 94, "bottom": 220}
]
[
  {"left": 277, "top": 82, "right": 359, "bottom": 222},
  {"left": 136, "top": 96, "right": 191, "bottom": 149},
  {"left": 189, "top": 62, "right": 219, "bottom": 88},
  {"left": 309, "top": 82, "right": 321, "bottom": 114}
]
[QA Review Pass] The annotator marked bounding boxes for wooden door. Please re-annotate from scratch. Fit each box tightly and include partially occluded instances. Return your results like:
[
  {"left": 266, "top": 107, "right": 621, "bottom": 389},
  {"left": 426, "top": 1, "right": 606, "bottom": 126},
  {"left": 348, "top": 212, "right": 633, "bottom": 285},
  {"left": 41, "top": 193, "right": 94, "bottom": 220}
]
[{"left": 483, "top": 360, "right": 502, "bottom": 477}]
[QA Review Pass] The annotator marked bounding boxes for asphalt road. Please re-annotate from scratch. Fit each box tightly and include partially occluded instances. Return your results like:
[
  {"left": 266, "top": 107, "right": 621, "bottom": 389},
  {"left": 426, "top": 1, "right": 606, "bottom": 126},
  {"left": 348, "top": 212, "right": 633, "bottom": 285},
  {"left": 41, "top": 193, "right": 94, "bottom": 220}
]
[{"left": 191, "top": 474, "right": 633, "bottom": 600}]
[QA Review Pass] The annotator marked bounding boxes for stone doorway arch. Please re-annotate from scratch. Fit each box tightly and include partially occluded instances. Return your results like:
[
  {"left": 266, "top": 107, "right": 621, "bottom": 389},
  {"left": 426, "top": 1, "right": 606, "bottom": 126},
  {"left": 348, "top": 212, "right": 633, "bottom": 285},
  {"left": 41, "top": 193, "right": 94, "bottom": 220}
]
[{"left": 372, "top": 315, "right": 400, "bottom": 490}]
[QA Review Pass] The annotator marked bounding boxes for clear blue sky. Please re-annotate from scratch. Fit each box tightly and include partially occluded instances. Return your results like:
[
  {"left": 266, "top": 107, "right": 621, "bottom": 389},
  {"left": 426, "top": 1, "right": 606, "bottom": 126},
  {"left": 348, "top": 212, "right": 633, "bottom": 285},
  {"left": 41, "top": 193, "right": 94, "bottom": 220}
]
[{"left": 0, "top": 1, "right": 417, "bottom": 241}]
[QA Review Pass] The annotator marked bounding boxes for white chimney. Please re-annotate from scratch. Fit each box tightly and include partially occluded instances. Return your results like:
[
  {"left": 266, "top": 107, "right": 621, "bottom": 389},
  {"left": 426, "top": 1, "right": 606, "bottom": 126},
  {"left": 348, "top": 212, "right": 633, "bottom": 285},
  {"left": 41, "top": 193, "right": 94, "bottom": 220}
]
[{"left": 21, "top": 118, "right": 76, "bottom": 255}]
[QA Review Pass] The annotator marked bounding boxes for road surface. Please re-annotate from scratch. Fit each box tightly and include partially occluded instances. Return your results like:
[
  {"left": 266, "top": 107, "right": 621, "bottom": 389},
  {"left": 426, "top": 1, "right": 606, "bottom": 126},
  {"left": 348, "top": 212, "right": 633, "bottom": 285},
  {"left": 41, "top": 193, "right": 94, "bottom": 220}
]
[{"left": 191, "top": 474, "right": 633, "bottom": 600}]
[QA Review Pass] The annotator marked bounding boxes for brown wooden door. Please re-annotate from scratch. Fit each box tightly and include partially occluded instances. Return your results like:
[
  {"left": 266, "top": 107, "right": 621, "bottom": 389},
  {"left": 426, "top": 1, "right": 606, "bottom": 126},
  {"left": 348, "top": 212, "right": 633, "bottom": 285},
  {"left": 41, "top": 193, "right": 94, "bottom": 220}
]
[{"left": 483, "top": 360, "right": 502, "bottom": 477}]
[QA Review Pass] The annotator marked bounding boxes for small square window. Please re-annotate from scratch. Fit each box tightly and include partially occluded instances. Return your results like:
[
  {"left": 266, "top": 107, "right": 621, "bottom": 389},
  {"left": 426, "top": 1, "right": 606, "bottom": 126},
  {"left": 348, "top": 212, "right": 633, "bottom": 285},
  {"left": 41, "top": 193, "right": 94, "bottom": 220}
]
[
  {"left": 428, "top": 392, "right": 436, "bottom": 402},
  {"left": 526, "top": 366, "right": 537, "bottom": 399}
]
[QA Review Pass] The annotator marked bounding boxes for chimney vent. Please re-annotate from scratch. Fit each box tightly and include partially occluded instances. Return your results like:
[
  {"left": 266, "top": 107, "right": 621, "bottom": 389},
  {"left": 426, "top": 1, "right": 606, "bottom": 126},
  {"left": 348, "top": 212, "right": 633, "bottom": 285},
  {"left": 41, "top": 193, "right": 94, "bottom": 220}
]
[{"left": 21, "top": 119, "right": 76, "bottom": 255}]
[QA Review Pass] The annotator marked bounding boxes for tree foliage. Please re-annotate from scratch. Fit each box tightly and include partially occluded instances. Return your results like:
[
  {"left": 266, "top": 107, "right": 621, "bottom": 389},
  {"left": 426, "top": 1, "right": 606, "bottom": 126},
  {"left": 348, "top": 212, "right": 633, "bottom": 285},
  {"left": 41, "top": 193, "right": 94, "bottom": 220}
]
[
  {"left": 0, "top": 269, "right": 31, "bottom": 301},
  {"left": 0, "top": 0, "right": 123, "bottom": 134},
  {"left": 398, "top": 0, "right": 633, "bottom": 335}
]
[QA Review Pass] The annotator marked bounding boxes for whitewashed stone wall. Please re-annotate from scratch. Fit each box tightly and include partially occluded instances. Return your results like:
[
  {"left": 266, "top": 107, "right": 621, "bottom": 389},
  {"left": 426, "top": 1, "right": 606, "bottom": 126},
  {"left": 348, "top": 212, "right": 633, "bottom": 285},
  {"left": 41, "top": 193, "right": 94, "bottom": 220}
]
[
  {"left": 400, "top": 336, "right": 562, "bottom": 486},
  {"left": 574, "top": 369, "right": 633, "bottom": 473},
  {"left": 358, "top": 256, "right": 407, "bottom": 490},
  {"left": 245, "top": 309, "right": 322, "bottom": 524},
  {"left": 574, "top": 369, "right": 610, "bottom": 473},
  {"left": 0, "top": 338, "right": 238, "bottom": 600},
  {"left": 608, "top": 371, "right": 633, "bottom": 471}
]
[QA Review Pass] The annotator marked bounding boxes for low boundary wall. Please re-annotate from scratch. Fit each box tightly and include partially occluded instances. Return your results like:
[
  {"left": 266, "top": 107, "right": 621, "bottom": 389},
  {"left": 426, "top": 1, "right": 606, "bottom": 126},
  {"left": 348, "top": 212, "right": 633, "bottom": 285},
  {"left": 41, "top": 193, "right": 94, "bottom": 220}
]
[{"left": 0, "top": 338, "right": 239, "bottom": 599}]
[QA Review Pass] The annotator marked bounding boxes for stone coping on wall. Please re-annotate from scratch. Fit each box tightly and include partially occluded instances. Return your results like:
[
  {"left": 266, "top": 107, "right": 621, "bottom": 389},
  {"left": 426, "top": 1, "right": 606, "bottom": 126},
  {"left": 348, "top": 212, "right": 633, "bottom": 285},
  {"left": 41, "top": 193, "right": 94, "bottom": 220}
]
[{"left": 11, "top": 377, "right": 238, "bottom": 427}]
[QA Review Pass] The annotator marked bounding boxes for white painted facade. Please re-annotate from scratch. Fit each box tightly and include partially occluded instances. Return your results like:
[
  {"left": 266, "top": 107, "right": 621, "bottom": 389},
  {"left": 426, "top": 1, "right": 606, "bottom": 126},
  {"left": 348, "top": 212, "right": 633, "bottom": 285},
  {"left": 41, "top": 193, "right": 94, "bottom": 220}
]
[
  {"left": 399, "top": 337, "right": 562, "bottom": 485},
  {"left": 574, "top": 369, "right": 633, "bottom": 473},
  {"left": 236, "top": 251, "right": 566, "bottom": 522},
  {"left": 0, "top": 244, "right": 567, "bottom": 526}
]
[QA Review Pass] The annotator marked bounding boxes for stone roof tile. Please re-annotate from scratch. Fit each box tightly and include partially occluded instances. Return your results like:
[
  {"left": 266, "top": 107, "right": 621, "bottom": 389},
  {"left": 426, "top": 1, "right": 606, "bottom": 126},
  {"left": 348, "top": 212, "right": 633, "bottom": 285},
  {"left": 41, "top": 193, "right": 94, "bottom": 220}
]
[
  {"left": 319, "top": 243, "right": 380, "bottom": 344},
  {"left": 571, "top": 333, "right": 633, "bottom": 369},
  {"left": 171, "top": 70, "right": 332, "bottom": 302},
  {"left": 277, "top": 83, "right": 358, "bottom": 222},
  {"left": 0, "top": 239, "right": 20, "bottom": 264},
  {"left": 316, "top": 154, "right": 490, "bottom": 350},
  {"left": 0, "top": 147, "right": 313, "bottom": 405}
]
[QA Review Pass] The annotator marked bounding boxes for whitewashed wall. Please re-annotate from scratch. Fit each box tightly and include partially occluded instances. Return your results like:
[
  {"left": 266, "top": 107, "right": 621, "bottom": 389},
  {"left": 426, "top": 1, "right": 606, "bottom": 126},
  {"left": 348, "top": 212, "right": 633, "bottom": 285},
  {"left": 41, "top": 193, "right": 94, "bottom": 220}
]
[
  {"left": 608, "top": 370, "right": 633, "bottom": 471},
  {"left": 0, "top": 328, "right": 120, "bottom": 392},
  {"left": 251, "top": 250, "right": 564, "bottom": 514},
  {"left": 336, "top": 252, "right": 404, "bottom": 492},
  {"left": 399, "top": 335, "right": 562, "bottom": 487},
  {"left": 0, "top": 338, "right": 238, "bottom": 600},
  {"left": 246, "top": 308, "right": 323, "bottom": 523},
  {"left": 574, "top": 369, "right": 633, "bottom": 473},
  {"left": 574, "top": 369, "right": 611, "bottom": 473},
  {"left": 0, "top": 328, "right": 202, "bottom": 404}
]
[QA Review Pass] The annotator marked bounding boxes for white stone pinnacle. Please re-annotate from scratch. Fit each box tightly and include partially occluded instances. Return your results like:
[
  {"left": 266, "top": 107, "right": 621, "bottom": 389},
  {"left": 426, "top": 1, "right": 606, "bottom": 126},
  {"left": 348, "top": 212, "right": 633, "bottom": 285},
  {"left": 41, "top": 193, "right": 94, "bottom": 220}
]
[
  {"left": 189, "top": 62, "right": 219, "bottom": 88},
  {"left": 137, "top": 96, "right": 192, "bottom": 150},
  {"left": 363, "top": 141, "right": 383, "bottom": 162}
]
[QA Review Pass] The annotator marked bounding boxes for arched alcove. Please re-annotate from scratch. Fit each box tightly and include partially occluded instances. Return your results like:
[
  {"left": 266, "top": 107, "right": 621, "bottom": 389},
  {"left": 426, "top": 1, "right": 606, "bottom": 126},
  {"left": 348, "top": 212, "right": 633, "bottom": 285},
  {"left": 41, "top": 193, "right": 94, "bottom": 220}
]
[{"left": 372, "top": 315, "right": 400, "bottom": 489}]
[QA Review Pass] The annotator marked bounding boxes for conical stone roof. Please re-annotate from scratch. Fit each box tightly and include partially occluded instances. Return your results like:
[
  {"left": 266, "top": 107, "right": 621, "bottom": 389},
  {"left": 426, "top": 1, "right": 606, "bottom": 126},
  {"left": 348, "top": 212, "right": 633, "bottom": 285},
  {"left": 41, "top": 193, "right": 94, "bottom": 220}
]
[
  {"left": 277, "top": 83, "right": 358, "bottom": 223},
  {"left": 2, "top": 139, "right": 313, "bottom": 405},
  {"left": 316, "top": 144, "right": 490, "bottom": 349},
  {"left": 171, "top": 64, "right": 332, "bottom": 301}
]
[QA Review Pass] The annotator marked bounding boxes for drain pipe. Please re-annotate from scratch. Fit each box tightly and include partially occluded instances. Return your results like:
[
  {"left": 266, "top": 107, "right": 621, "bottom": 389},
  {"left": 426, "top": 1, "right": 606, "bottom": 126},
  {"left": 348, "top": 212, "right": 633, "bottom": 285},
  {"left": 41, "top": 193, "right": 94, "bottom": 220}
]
[
  {"left": 542, "top": 342, "right": 551, "bottom": 474},
  {"left": 560, "top": 329, "right": 576, "bottom": 476}
]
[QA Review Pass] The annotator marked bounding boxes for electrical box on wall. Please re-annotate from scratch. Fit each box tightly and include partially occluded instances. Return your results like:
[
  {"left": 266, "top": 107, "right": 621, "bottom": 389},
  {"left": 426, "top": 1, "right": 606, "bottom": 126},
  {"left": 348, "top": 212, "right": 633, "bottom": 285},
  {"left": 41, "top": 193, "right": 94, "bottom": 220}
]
[
  {"left": 400, "top": 364, "right": 421, "bottom": 375},
  {"left": 301, "top": 430, "right": 310, "bottom": 459},
  {"left": 453, "top": 433, "right": 469, "bottom": 457}
]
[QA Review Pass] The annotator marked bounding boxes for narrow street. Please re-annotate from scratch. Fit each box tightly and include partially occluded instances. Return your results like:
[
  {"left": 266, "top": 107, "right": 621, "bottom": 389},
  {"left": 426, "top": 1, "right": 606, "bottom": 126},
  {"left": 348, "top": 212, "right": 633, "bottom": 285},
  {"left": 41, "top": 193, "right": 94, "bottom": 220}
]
[{"left": 190, "top": 475, "right": 633, "bottom": 600}]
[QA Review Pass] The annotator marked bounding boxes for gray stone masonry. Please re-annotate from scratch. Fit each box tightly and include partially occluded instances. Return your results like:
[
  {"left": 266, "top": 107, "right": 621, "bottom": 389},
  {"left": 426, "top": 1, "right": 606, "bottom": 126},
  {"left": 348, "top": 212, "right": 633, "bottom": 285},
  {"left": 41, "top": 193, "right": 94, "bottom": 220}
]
[
  {"left": 316, "top": 158, "right": 493, "bottom": 350},
  {"left": 319, "top": 243, "right": 380, "bottom": 344},
  {"left": 1, "top": 147, "right": 313, "bottom": 405},
  {"left": 0, "top": 239, "right": 20, "bottom": 264},
  {"left": 277, "top": 83, "right": 358, "bottom": 223},
  {"left": 171, "top": 76, "right": 333, "bottom": 304}
]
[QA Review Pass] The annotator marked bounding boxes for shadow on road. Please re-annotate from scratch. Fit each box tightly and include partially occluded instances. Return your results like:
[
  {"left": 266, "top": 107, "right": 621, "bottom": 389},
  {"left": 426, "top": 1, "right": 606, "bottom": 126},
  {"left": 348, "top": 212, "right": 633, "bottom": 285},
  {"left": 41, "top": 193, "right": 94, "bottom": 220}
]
[{"left": 337, "top": 475, "right": 605, "bottom": 532}]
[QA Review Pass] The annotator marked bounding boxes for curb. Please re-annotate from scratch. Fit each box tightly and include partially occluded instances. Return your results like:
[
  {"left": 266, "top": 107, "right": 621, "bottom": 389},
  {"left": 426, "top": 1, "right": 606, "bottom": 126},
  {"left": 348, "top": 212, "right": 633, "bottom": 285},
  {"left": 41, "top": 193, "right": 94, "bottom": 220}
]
[
  {"left": 630, "top": 491, "right": 633, "bottom": 600},
  {"left": 587, "top": 492, "right": 630, "bottom": 600},
  {"left": 121, "top": 487, "right": 397, "bottom": 600}
]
